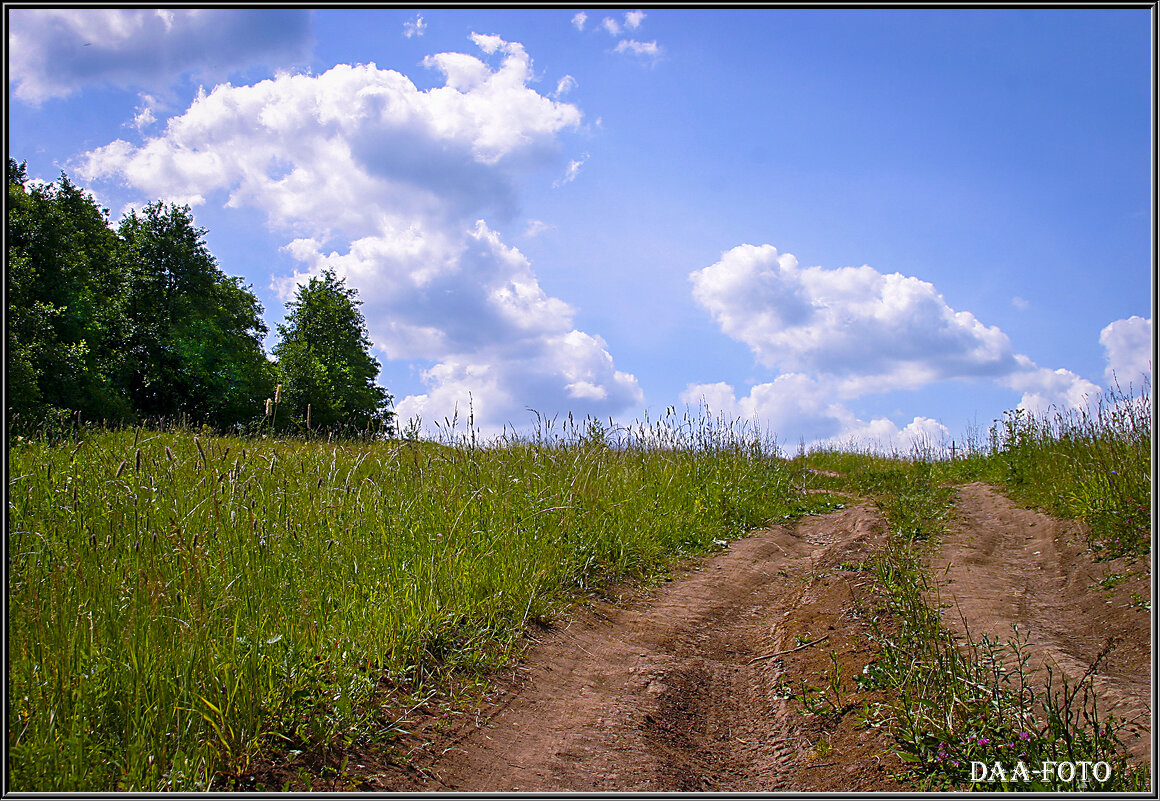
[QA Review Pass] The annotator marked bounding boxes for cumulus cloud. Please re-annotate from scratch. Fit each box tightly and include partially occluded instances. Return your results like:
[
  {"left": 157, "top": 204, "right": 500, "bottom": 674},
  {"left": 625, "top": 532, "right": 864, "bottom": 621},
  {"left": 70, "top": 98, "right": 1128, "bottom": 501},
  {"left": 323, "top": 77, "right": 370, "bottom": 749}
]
[
  {"left": 1100, "top": 316, "right": 1152, "bottom": 386},
  {"left": 130, "top": 93, "right": 160, "bottom": 131},
  {"left": 8, "top": 8, "right": 311, "bottom": 103},
  {"left": 79, "top": 39, "right": 582, "bottom": 229},
  {"left": 689, "top": 243, "right": 1104, "bottom": 444},
  {"left": 77, "top": 34, "right": 640, "bottom": 434},
  {"left": 690, "top": 244, "right": 1023, "bottom": 395},
  {"left": 680, "top": 377, "right": 950, "bottom": 453},
  {"left": 574, "top": 10, "right": 662, "bottom": 64},
  {"left": 1003, "top": 358, "right": 1101, "bottom": 416}
]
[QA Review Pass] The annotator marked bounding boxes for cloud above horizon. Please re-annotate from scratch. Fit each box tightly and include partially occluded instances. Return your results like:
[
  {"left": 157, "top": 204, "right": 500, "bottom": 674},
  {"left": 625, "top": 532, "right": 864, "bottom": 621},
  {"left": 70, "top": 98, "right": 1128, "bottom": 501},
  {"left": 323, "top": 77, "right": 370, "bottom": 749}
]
[
  {"left": 690, "top": 245, "right": 1025, "bottom": 390},
  {"left": 1099, "top": 315, "right": 1152, "bottom": 387},
  {"left": 76, "top": 33, "right": 640, "bottom": 434},
  {"left": 8, "top": 8, "right": 311, "bottom": 103},
  {"left": 687, "top": 244, "right": 1115, "bottom": 448}
]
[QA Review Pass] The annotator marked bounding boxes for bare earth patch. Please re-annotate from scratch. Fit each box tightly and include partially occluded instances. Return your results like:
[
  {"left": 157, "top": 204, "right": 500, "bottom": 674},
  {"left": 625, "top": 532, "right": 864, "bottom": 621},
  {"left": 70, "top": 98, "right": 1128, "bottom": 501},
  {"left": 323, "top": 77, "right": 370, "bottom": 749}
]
[
  {"left": 930, "top": 482, "right": 1152, "bottom": 766},
  {"left": 356, "top": 503, "right": 907, "bottom": 792},
  {"left": 254, "top": 484, "right": 1150, "bottom": 791}
]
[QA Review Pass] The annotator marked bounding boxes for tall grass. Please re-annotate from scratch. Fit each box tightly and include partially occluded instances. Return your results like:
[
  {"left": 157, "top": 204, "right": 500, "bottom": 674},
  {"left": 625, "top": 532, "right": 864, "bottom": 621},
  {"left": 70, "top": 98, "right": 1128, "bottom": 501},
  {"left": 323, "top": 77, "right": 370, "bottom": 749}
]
[
  {"left": 7, "top": 410, "right": 814, "bottom": 791},
  {"left": 979, "top": 380, "right": 1151, "bottom": 557},
  {"left": 797, "top": 447, "right": 1149, "bottom": 791}
]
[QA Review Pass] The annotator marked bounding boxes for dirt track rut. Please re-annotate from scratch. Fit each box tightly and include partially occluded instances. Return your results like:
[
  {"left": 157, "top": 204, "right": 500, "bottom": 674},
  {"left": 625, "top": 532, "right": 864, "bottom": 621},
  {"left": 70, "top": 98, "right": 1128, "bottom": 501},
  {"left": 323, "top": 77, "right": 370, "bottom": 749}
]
[
  {"left": 932, "top": 482, "right": 1152, "bottom": 765},
  {"left": 348, "top": 483, "right": 1150, "bottom": 792},
  {"left": 378, "top": 503, "right": 904, "bottom": 792}
]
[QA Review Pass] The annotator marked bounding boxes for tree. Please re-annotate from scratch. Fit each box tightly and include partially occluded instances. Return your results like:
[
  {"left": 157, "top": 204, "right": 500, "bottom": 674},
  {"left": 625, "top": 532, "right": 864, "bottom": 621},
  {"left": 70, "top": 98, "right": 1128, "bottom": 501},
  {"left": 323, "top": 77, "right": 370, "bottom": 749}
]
[
  {"left": 116, "top": 201, "right": 274, "bottom": 426},
  {"left": 273, "top": 269, "right": 393, "bottom": 433},
  {"left": 7, "top": 159, "right": 132, "bottom": 425},
  {"left": 7, "top": 164, "right": 275, "bottom": 430}
]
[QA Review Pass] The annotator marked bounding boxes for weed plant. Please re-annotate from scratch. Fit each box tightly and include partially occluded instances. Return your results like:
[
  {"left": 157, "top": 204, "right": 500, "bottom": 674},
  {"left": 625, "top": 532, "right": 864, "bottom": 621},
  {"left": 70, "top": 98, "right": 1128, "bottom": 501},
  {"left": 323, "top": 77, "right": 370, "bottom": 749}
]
[
  {"left": 865, "top": 536, "right": 1147, "bottom": 791},
  {"left": 801, "top": 452, "right": 1149, "bottom": 791},
  {"left": 8, "top": 409, "right": 814, "bottom": 791},
  {"left": 980, "top": 380, "right": 1151, "bottom": 558}
]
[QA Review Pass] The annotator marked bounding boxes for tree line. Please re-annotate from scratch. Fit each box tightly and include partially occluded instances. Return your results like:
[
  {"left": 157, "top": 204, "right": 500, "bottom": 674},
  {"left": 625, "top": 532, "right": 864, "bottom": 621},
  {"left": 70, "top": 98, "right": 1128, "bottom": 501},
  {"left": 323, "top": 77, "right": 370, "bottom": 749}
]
[{"left": 7, "top": 158, "right": 393, "bottom": 436}]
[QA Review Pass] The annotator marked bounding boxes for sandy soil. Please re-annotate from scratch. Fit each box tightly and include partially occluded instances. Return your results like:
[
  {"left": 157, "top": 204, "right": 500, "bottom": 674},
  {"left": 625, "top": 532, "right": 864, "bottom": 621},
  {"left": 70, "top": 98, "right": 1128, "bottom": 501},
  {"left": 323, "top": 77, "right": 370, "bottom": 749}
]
[
  {"left": 357, "top": 503, "right": 908, "bottom": 792},
  {"left": 250, "top": 482, "right": 1151, "bottom": 792},
  {"left": 930, "top": 482, "right": 1152, "bottom": 766}
]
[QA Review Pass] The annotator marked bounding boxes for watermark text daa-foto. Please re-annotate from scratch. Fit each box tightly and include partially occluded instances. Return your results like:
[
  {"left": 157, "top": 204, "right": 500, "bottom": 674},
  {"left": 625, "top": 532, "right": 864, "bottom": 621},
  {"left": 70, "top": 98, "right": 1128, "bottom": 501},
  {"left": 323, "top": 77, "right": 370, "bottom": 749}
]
[{"left": 971, "top": 760, "right": 1112, "bottom": 784}]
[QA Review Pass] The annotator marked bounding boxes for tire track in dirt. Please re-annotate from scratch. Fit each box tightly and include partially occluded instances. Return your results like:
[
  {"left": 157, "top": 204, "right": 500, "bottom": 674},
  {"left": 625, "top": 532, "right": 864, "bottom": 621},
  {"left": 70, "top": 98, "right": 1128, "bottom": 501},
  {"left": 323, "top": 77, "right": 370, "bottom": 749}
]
[
  {"left": 369, "top": 503, "right": 908, "bottom": 793},
  {"left": 931, "top": 482, "right": 1152, "bottom": 766}
]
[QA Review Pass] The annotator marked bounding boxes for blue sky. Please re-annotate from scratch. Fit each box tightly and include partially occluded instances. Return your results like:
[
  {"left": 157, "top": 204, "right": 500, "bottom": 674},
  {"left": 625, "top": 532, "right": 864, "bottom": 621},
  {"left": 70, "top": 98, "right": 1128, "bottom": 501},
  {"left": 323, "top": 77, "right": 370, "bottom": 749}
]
[{"left": 8, "top": 7, "right": 1153, "bottom": 448}]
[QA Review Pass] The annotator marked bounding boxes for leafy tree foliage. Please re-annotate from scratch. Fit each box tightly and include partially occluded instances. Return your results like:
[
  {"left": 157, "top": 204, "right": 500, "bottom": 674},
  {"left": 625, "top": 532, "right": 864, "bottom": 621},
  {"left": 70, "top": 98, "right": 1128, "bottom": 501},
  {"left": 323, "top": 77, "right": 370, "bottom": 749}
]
[
  {"left": 116, "top": 202, "right": 274, "bottom": 426},
  {"left": 273, "top": 269, "right": 393, "bottom": 432},
  {"left": 7, "top": 158, "right": 131, "bottom": 424},
  {"left": 7, "top": 162, "right": 275, "bottom": 430}
]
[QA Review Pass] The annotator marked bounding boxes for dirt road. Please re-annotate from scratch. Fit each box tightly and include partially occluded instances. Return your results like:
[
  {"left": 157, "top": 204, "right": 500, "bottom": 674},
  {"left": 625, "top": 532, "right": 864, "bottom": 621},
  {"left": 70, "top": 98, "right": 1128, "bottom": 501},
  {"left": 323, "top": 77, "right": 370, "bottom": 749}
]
[
  {"left": 931, "top": 482, "right": 1152, "bottom": 765},
  {"left": 371, "top": 502, "right": 907, "bottom": 792},
  {"left": 283, "top": 483, "right": 1150, "bottom": 792}
]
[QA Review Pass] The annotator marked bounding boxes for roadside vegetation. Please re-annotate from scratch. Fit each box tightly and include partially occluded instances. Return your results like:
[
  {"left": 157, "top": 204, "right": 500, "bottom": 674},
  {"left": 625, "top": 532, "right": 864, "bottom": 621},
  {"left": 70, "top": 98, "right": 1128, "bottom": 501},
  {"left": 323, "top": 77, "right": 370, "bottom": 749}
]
[
  {"left": 7, "top": 384, "right": 1150, "bottom": 791},
  {"left": 977, "top": 380, "right": 1151, "bottom": 559},
  {"left": 796, "top": 381, "right": 1151, "bottom": 791},
  {"left": 5, "top": 161, "right": 1150, "bottom": 790},
  {"left": 8, "top": 410, "right": 831, "bottom": 791},
  {"left": 7, "top": 159, "right": 392, "bottom": 438}
]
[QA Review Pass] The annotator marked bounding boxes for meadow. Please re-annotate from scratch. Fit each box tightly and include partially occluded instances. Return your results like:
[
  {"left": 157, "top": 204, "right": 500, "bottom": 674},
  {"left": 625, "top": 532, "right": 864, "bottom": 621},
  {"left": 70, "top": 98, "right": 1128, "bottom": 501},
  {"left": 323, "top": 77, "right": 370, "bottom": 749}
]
[
  {"left": 7, "top": 384, "right": 1151, "bottom": 791},
  {"left": 797, "top": 380, "right": 1151, "bottom": 791},
  {"left": 8, "top": 410, "right": 821, "bottom": 791}
]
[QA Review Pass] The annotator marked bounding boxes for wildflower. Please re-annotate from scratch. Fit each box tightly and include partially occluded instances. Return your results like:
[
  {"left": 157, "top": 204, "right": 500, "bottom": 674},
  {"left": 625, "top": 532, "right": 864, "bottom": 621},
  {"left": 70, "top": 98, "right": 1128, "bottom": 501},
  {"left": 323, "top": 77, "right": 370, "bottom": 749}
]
[
  {"left": 1018, "top": 731, "right": 1031, "bottom": 741},
  {"left": 978, "top": 737, "right": 990, "bottom": 745}
]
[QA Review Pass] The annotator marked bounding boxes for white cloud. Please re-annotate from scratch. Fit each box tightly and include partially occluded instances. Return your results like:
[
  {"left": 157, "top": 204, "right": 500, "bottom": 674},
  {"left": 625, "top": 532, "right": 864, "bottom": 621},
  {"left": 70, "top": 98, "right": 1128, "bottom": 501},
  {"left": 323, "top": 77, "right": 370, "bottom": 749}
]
[
  {"left": 395, "top": 330, "right": 643, "bottom": 439},
  {"left": 554, "top": 74, "right": 578, "bottom": 97},
  {"left": 1005, "top": 359, "right": 1101, "bottom": 416},
  {"left": 571, "top": 12, "right": 587, "bottom": 31},
  {"left": 8, "top": 8, "right": 311, "bottom": 103},
  {"left": 625, "top": 11, "right": 646, "bottom": 29},
  {"left": 553, "top": 154, "right": 588, "bottom": 187},
  {"left": 680, "top": 376, "right": 950, "bottom": 453},
  {"left": 690, "top": 244, "right": 1023, "bottom": 394},
  {"left": 688, "top": 243, "right": 1104, "bottom": 446},
  {"left": 602, "top": 17, "right": 622, "bottom": 36},
  {"left": 403, "top": 14, "right": 426, "bottom": 38},
  {"left": 614, "top": 39, "right": 662, "bottom": 61},
  {"left": 79, "top": 41, "right": 583, "bottom": 230},
  {"left": 521, "top": 219, "right": 556, "bottom": 238},
  {"left": 78, "top": 34, "right": 640, "bottom": 434},
  {"left": 130, "top": 93, "right": 160, "bottom": 131},
  {"left": 1012, "top": 296, "right": 1029, "bottom": 310},
  {"left": 1100, "top": 316, "right": 1152, "bottom": 387}
]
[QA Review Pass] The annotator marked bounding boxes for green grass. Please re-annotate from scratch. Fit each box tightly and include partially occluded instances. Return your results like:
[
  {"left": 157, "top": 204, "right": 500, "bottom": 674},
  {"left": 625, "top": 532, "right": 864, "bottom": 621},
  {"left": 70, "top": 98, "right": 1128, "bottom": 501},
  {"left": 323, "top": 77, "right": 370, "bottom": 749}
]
[
  {"left": 796, "top": 419, "right": 1150, "bottom": 791},
  {"left": 7, "top": 411, "right": 822, "bottom": 791},
  {"left": 8, "top": 382, "right": 1151, "bottom": 791},
  {"left": 977, "top": 381, "right": 1151, "bottom": 558}
]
